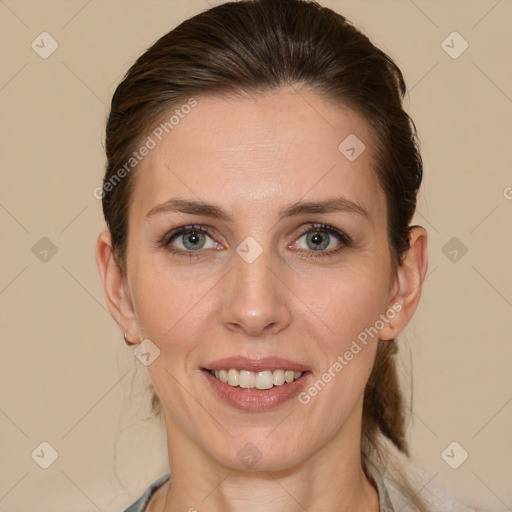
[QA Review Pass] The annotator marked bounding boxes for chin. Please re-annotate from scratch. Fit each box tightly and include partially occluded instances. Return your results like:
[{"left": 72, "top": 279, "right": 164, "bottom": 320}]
[{"left": 207, "top": 434, "right": 314, "bottom": 474}]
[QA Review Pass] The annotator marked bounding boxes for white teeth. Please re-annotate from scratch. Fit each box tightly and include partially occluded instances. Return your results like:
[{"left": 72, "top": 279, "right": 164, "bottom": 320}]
[
  {"left": 273, "top": 369, "right": 285, "bottom": 386},
  {"left": 284, "top": 370, "right": 295, "bottom": 383},
  {"left": 210, "top": 368, "right": 304, "bottom": 389},
  {"left": 227, "top": 369, "right": 239, "bottom": 386},
  {"left": 255, "top": 370, "right": 273, "bottom": 390},
  {"left": 239, "top": 370, "right": 256, "bottom": 388}
]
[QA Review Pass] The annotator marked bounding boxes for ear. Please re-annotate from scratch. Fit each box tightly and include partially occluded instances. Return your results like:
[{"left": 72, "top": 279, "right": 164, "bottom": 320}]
[
  {"left": 95, "top": 228, "right": 139, "bottom": 344},
  {"left": 379, "top": 226, "right": 428, "bottom": 340}
]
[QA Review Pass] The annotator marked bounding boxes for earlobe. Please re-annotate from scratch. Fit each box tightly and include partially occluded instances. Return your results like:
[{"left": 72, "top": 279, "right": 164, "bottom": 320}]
[
  {"left": 95, "top": 228, "right": 139, "bottom": 343},
  {"left": 379, "top": 226, "right": 428, "bottom": 341}
]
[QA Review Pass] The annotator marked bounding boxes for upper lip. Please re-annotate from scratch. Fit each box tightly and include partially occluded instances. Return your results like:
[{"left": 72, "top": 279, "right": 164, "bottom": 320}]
[{"left": 204, "top": 356, "right": 311, "bottom": 373}]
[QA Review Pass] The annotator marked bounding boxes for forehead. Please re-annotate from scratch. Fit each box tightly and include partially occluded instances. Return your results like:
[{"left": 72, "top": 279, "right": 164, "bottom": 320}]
[{"left": 130, "top": 87, "right": 386, "bottom": 221}]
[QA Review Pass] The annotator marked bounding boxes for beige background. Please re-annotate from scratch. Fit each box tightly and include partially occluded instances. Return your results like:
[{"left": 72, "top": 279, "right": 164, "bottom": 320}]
[{"left": 1, "top": 0, "right": 511, "bottom": 510}]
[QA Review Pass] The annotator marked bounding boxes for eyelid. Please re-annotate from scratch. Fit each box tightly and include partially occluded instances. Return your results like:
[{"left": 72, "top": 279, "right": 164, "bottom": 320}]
[
  {"left": 160, "top": 222, "right": 353, "bottom": 259},
  {"left": 161, "top": 224, "right": 218, "bottom": 245},
  {"left": 288, "top": 223, "right": 353, "bottom": 258},
  {"left": 293, "top": 222, "right": 353, "bottom": 245}
]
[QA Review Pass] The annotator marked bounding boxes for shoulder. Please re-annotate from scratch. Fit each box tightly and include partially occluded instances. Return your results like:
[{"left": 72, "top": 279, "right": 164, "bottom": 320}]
[
  {"left": 368, "top": 435, "right": 480, "bottom": 512},
  {"left": 121, "top": 473, "right": 170, "bottom": 512},
  {"left": 384, "top": 468, "right": 478, "bottom": 512}
]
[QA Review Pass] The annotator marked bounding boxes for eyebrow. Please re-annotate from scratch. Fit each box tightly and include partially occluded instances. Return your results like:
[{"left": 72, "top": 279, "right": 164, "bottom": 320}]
[{"left": 145, "top": 197, "right": 372, "bottom": 224}]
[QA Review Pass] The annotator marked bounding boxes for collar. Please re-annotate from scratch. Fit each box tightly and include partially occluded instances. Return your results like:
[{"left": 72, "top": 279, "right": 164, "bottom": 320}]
[
  {"left": 125, "top": 471, "right": 397, "bottom": 512},
  {"left": 373, "top": 472, "right": 396, "bottom": 512}
]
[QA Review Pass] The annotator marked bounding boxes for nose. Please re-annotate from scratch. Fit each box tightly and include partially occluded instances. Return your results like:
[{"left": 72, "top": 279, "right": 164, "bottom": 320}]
[{"left": 220, "top": 244, "right": 292, "bottom": 337}]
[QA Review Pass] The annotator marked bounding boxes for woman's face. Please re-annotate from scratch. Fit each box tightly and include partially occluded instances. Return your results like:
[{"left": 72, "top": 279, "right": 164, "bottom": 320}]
[{"left": 118, "top": 88, "right": 400, "bottom": 471}]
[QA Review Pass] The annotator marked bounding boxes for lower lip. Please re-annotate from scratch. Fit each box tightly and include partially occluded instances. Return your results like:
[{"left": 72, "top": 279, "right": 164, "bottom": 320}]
[{"left": 202, "top": 370, "right": 311, "bottom": 412}]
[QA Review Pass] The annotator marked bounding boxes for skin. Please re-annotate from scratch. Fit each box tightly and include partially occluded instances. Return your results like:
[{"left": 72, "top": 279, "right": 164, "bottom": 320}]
[{"left": 96, "top": 87, "right": 427, "bottom": 512}]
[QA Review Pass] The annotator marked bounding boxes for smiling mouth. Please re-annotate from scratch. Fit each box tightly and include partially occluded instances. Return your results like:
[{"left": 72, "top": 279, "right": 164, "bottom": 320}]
[{"left": 205, "top": 368, "right": 305, "bottom": 390}]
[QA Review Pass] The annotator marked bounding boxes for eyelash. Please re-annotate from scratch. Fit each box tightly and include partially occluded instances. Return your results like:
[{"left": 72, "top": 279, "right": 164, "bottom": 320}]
[{"left": 159, "top": 223, "right": 353, "bottom": 260}]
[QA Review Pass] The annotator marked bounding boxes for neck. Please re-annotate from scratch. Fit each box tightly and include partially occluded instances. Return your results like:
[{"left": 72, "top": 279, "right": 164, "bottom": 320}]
[
  {"left": 156, "top": 415, "right": 380, "bottom": 512},
  {"left": 163, "top": 468, "right": 378, "bottom": 512}
]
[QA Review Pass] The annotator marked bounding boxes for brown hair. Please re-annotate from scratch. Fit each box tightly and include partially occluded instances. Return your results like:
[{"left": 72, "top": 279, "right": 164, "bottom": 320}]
[{"left": 103, "top": 0, "right": 425, "bottom": 508}]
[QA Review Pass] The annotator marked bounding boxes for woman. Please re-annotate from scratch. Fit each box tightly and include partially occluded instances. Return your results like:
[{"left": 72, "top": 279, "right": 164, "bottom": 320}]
[{"left": 95, "top": 1, "right": 477, "bottom": 510}]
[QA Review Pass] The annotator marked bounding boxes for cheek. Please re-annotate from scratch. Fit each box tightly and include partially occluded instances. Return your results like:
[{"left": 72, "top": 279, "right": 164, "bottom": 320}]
[
  {"left": 293, "top": 268, "right": 385, "bottom": 431},
  {"left": 129, "top": 261, "right": 213, "bottom": 343},
  {"left": 292, "top": 259, "right": 391, "bottom": 351}
]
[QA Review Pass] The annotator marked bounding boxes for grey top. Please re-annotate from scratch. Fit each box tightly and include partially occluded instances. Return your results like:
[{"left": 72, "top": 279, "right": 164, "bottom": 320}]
[
  {"left": 122, "top": 471, "right": 396, "bottom": 512},
  {"left": 122, "top": 473, "right": 170, "bottom": 512}
]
